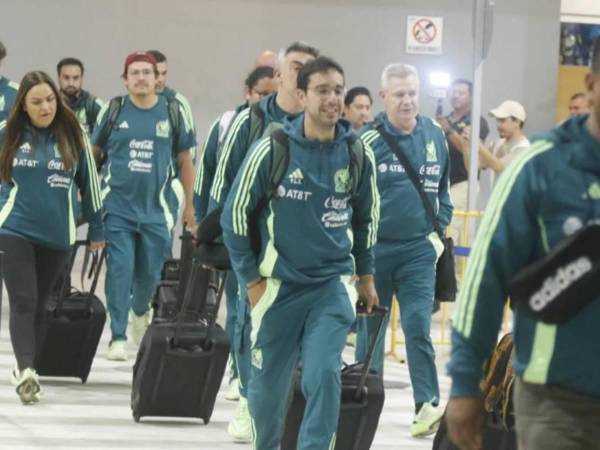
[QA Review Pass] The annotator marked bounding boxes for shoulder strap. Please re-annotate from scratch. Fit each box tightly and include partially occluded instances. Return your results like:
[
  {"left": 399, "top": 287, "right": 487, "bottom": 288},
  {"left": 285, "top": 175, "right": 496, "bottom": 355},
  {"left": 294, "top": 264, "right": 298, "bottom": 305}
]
[
  {"left": 248, "top": 102, "right": 265, "bottom": 147},
  {"left": 374, "top": 121, "right": 443, "bottom": 237},
  {"left": 106, "top": 96, "right": 124, "bottom": 132},
  {"left": 218, "top": 110, "right": 237, "bottom": 145},
  {"left": 269, "top": 128, "right": 290, "bottom": 190},
  {"left": 165, "top": 96, "right": 182, "bottom": 154},
  {"left": 83, "top": 93, "right": 97, "bottom": 130},
  {"left": 346, "top": 133, "right": 365, "bottom": 197},
  {"left": 248, "top": 129, "right": 289, "bottom": 255},
  {"left": 95, "top": 96, "right": 123, "bottom": 168}
]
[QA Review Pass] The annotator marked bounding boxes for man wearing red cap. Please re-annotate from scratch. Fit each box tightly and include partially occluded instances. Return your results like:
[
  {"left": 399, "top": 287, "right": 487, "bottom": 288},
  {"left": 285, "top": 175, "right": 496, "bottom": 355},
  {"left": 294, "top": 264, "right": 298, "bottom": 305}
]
[{"left": 92, "top": 51, "right": 196, "bottom": 361}]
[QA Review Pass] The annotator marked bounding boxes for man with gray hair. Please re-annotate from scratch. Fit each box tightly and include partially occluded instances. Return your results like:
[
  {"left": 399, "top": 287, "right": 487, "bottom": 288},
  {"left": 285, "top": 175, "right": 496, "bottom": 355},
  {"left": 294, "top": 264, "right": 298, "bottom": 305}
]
[
  {"left": 355, "top": 63, "right": 453, "bottom": 437},
  {"left": 209, "top": 40, "right": 319, "bottom": 443},
  {"left": 0, "top": 41, "right": 19, "bottom": 123}
]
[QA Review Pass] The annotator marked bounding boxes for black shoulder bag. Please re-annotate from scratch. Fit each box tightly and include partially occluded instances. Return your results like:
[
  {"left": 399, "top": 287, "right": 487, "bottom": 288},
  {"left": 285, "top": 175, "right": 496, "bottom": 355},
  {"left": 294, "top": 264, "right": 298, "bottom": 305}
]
[{"left": 375, "top": 123, "right": 457, "bottom": 302}]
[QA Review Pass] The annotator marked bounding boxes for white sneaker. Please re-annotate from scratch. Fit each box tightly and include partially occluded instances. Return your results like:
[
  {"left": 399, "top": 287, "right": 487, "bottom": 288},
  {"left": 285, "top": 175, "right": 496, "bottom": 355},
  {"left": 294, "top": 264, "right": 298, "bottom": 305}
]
[
  {"left": 227, "top": 396, "right": 252, "bottom": 442},
  {"left": 15, "top": 368, "right": 41, "bottom": 405},
  {"left": 410, "top": 402, "right": 444, "bottom": 437},
  {"left": 225, "top": 378, "right": 240, "bottom": 401},
  {"left": 107, "top": 341, "right": 128, "bottom": 361},
  {"left": 10, "top": 367, "right": 21, "bottom": 386},
  {"left": 129, "top": 311, "right": 151, "bottom": 346}
]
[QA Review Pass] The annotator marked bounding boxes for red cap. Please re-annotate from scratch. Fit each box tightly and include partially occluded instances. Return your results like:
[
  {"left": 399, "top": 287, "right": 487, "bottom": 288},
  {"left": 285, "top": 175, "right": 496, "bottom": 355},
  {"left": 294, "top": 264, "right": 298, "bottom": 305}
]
[{"left": 122, "top": 51, "right": 157, "bottom": 76}]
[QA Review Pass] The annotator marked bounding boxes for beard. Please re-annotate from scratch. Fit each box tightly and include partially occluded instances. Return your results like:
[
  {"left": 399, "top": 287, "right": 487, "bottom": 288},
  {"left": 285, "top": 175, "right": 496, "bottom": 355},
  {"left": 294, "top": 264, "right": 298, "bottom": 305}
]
[{"left": 62, "top": 88, "right": 80, "bottom": 102}]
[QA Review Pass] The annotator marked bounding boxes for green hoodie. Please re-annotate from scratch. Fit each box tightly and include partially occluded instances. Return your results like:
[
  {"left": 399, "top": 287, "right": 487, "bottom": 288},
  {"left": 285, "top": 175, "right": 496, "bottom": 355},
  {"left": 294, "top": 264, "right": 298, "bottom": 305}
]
[
  {"left": 449, "top": 115, "right": 600, "bottom": 399},
  {"left": 0, "top": 121, "right": 103, "bottom": 249}
]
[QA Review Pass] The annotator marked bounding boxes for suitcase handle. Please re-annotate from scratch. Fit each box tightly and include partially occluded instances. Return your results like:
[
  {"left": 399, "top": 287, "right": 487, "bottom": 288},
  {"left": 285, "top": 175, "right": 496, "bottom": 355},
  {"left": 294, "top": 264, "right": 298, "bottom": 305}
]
[
  {"left": 173, "top": 263, "right": 226, "bottom": 348},
  {"left": 175, "top": 229, "right": 195, "bottom": 304},
  {"left": 354, "top": 305, "right": 388, "bottom": 401},
  {"left": 56, "top": 244, "right": 107, "bottom": 312}
]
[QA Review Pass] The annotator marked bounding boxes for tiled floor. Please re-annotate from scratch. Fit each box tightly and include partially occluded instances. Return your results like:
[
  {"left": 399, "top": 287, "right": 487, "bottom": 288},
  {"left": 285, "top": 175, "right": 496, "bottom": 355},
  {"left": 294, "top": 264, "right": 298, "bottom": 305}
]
[{"left": 0, "top": 252, "right": 452, "bottom": 450}]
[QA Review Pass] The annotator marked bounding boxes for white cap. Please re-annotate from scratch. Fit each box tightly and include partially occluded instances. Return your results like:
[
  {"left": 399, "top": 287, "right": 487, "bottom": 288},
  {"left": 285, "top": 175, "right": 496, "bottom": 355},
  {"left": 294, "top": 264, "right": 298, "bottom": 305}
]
[{"left": 489, "top": 100, "right": 526, "bottom": 122}]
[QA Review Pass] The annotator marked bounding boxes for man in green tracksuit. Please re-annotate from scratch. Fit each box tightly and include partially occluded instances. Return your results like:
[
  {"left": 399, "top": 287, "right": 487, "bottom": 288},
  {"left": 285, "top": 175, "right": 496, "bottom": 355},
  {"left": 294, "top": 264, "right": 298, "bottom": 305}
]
[
  {"left": 210, "top": 41, "right": 319, "bottom": 442},
  {"left": 57, "top": 57, "right": 104, "bottom": 136},
  {"left": 222, "top": 56, "right": 379, "bottom": 450},
  {"left": 446, "top": 38, "right": 600, "bottom": 450},
  {"left": 147, "top": 50, "right": 198, "bottom": 225},
  {"left": 91, "top": 52, "right": 196, "bottom": 361},
  {"left": 194, "top": 65, "right": 276, "bottom": 402},
  {"left": 0, "top": 41, "right": 19, "bottom": 123},
  {"left": 57, "top": 57, "right": 104, "bottom": 227},
  {"left": 195, "top": 65, "right": 276, "bottom": 223},
  {"left": 355, "top": 63, "right": 453, "bottom": 437}
]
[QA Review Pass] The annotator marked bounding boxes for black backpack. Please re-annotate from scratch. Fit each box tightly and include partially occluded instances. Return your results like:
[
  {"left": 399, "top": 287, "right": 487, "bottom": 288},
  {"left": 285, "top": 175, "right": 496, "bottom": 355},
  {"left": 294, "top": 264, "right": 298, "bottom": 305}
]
[
  {"left": 82, "top": 93, "right": 100, "bottom": 134},
  {"left": 196, "top": 127, "right": 366, "bottom": 254},
  {"left": 96, "top": 95, "right": 181, "bottom": 167}
]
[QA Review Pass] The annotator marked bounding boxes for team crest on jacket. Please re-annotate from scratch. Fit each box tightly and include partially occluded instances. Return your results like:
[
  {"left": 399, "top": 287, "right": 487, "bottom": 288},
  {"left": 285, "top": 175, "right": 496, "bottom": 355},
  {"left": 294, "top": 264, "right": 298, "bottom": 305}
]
[
  {"left": 426, "top": 141, "right": 437, "bottom": 162},
  {"left": 588, "top": 182, "right": 600, "bottom": 200},
  {"left": 0, "top": 95, "right": 5, "bottom": 111},
  {"left": 156, "top": 120, "right": 170, "bottom": 138},
  {"left": 53, "top": 144, "right": 61, "bottom": 158},
  {"left": 334, "top": 168, "right": 351, "bottom": 193}
]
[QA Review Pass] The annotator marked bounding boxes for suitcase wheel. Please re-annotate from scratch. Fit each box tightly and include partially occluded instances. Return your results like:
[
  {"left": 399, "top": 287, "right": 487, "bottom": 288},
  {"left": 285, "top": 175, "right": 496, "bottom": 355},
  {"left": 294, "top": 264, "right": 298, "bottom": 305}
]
[
  {"left": 80, "top": 376, "right": 88, "bottom": 384},
  {"left": 203, "top": 418, "right": 209, "bottom": 425},
  {"left": 133, "top": 412, "right": 141, "bottom": 423}
]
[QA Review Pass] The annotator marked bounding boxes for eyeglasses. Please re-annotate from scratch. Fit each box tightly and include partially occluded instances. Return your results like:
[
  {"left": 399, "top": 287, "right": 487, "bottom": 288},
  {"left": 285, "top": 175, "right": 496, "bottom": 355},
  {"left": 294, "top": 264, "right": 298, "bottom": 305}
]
[
  {"left": 129, "top": 69, "right": 154, "bottom": 78},
  {"left": 308, "top": 86, "right": 345, "bottom": 98}
]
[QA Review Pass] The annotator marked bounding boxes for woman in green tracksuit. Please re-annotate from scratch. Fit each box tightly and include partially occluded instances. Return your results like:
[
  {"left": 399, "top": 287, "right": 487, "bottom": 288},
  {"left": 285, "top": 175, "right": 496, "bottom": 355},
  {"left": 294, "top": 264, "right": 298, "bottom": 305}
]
[{"left": 0, "top": 71, "right": 104, "bottom": 404}]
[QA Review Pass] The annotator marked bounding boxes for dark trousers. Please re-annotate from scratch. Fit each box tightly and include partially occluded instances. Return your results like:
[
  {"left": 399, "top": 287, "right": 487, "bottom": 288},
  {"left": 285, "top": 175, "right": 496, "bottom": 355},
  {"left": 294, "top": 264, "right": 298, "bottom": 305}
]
[
  {"left": 0, "top": 234, "right": 70, "bottom": 370},
  {"left": 515, "top": 379, "right": 600, "bottom": 450}
]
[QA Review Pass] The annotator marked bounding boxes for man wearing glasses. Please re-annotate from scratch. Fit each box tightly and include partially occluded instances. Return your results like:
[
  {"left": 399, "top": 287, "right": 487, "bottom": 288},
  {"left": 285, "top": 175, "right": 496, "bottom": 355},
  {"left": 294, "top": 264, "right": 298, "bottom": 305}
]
[
  {"left": 91, "top": 52, "right": 196, "bottom": 361},
  {"left": 209, "top": 41, "right": 319, "bottom": 443},
  {"left": 222, "top": 55, "right": 380, "bottom": 450}
]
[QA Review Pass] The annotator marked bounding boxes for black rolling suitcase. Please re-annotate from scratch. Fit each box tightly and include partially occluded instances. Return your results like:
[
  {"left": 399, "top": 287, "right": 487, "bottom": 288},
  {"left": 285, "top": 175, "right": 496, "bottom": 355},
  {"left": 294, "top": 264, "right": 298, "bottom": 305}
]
[
  {"left": 34, "top": 242, "right": 107, "bottom": 383},
  {"left": 131, "top": 255, "right": 230, "bottom": 424},
  {"left": 159, "top": 229, "right": 195, "bottom": 282},
  {"left": 281, "top": 306, "right": 388, "bottom": 450},
  {"left": 153, "top": 230, "right": 195, "bottom": 320}
]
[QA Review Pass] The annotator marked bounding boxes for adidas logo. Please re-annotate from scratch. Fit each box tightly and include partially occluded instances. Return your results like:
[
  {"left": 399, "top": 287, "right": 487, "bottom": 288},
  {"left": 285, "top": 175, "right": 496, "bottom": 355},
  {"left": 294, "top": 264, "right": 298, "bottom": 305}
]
[
  {"left": 288, "top": 168, "right": 304, "bottom": 185},
  {"left": 119, "top": 121, "right": 129, "bottom": 129},
  {"left": 19, "top": 142, "right": 32, "bottom": 153}
]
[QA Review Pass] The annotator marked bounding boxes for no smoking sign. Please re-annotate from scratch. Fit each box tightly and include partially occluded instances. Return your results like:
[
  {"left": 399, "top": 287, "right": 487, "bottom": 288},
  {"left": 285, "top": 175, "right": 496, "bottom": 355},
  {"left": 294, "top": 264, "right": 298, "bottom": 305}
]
[{"left": 406, "top": 15, "right": 443, "bottom": 55}]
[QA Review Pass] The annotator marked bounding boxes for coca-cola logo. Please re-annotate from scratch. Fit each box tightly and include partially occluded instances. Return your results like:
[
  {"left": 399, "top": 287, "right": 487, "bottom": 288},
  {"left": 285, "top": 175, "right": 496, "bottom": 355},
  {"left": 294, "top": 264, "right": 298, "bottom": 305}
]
[
  {"left": 48, "top": 159, "right": 65, "bottom": 171},
  {"left": 324, "top": 195, "right": 350, "bottom": 210},
  {"left": 129, "top": 139, "right": 154, "bottom": 150}
]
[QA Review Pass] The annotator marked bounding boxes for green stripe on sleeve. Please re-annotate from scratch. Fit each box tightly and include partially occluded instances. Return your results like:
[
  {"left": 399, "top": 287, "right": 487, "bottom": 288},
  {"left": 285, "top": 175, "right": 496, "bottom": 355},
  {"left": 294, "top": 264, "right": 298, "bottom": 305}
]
[
  {"left": 232, "top": 139, "right": 270, "bottom": 235},
  {"left": 363, "top": 143, "right": 380, "bottom": 247},
  {"left": 454, "top": 141, "right": 554, "bottom": 337},
  {"left": 194, "top": 119, "right": 219, "bottom": 195},
  {"left": 211, "top": 109, "right": 249, "bottom": 202}
]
